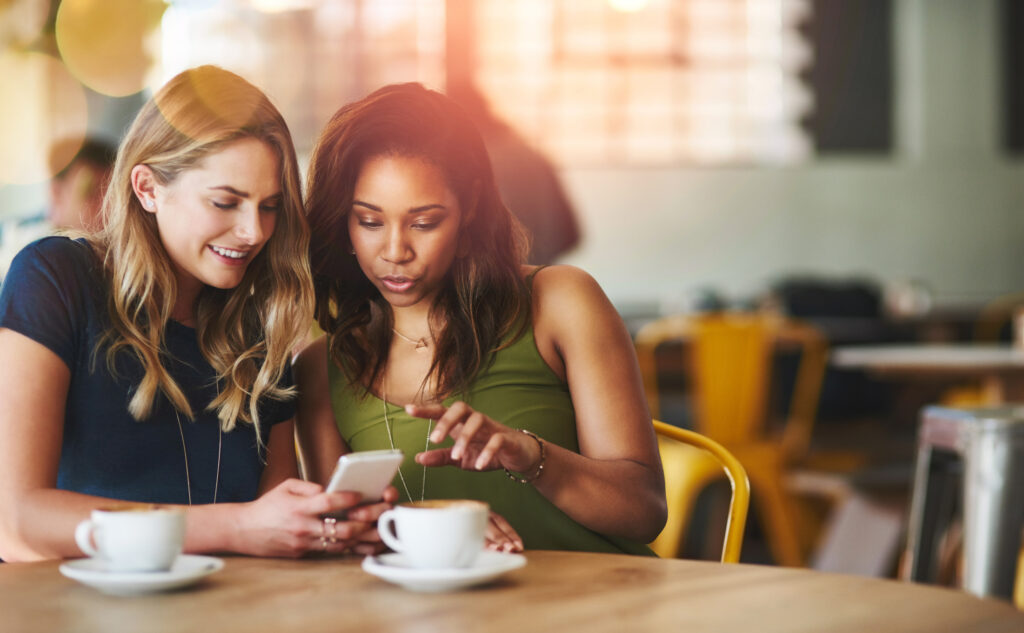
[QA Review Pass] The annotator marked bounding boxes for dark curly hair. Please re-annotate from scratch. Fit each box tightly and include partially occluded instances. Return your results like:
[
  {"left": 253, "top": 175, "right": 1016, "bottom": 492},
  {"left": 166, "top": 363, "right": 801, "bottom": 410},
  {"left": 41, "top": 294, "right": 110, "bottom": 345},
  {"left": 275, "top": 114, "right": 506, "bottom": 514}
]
[{"left": 306, "top": 83, "right": 531, "bottom": 398}]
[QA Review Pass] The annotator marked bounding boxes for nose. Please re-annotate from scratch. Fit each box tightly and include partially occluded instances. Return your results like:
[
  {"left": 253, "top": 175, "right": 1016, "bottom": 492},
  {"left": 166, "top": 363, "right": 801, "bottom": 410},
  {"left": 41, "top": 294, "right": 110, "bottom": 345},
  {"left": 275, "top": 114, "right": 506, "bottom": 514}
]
[
  {"left": 234, "top": 205, "right": 266, "bottom": 245},
  {"left": 381, "top": 225, "right": 412, "bottom": 263}
]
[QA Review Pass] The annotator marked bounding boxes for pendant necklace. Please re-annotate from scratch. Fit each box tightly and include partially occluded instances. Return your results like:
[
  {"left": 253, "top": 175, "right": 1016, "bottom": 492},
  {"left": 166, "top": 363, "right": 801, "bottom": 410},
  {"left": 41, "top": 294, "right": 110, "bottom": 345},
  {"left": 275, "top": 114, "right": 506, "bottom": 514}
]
[
  {"left": 381, "top": 382, "right": 432, "bottom": 502},
  {"left": 175, "top": 410, "right": 223, "bottom": 505},
  {"left": 392, "top": 327, "right": 431, "bottom": 351}
]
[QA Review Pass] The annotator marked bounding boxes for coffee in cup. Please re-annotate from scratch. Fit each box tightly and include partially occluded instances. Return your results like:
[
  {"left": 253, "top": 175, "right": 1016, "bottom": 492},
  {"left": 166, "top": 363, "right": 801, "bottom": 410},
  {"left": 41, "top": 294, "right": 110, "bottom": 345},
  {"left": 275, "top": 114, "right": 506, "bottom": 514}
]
[
  {"left": 377, "top": 499, "right": 488, "bottom": 569},
  {"left": 74, "top": 504, "right": 186, "bottom": 572}
]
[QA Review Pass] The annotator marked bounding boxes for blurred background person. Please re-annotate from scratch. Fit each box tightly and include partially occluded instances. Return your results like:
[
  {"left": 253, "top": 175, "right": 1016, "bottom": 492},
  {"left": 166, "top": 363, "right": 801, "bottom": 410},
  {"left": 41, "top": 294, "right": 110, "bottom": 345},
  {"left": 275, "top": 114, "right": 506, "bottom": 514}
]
[
  {"left": 45, "top": 137, "right": 116, "bottom": 232},
  {"left": 0, "top": 137, "right": 116, "bottom": 278},
  {"left": 447, "top": 81, "right": 581, "bottom": 265}
]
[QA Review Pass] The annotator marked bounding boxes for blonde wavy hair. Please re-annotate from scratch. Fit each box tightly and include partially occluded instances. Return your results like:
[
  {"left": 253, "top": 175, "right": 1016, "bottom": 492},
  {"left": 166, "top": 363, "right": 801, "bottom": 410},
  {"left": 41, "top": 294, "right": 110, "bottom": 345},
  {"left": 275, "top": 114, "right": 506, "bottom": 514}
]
[{"left": 89, "top": 65, "right": 312, "bottom": 444}]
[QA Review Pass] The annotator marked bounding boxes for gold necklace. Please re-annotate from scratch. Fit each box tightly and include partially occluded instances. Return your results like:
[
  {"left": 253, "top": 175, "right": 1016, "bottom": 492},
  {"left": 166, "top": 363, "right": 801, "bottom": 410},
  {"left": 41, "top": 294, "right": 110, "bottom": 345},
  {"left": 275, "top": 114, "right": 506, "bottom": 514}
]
[
  {"left": 174, "top": 410, "right": 222, "bottom": 505},
  {"left": 381, "top": 383, "right": 432, "bottom": 502},
  {"left": 392, "top": 327, "right": 431, "bottom": 351}
]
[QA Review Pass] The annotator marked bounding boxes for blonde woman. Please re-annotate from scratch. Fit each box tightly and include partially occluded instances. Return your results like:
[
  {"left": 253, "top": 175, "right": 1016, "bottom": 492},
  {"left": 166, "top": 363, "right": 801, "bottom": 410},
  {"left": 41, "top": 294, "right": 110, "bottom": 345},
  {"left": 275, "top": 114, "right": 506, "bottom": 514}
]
[{"left": 0, "top": 66, "right": 390, "bottom": 562}]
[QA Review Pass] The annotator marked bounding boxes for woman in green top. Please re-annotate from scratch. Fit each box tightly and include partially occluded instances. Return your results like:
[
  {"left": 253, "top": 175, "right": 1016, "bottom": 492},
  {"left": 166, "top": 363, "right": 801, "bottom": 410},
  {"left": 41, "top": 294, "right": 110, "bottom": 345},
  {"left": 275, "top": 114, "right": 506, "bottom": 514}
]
[{"left": 295, "top": 83, "right": 665, "bottom": 555}]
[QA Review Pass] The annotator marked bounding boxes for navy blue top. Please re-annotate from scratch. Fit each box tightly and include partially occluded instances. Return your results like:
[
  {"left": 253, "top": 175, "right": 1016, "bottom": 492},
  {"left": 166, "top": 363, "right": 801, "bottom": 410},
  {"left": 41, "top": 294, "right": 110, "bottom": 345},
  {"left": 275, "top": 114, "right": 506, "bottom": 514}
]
[{"left": 0, "top": 237, "right": 295, "bottom": 505}]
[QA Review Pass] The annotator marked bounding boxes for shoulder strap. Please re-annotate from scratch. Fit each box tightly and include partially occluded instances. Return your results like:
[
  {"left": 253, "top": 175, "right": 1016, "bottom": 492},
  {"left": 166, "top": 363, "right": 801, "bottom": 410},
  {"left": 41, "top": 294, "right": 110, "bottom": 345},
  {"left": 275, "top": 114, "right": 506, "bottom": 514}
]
[{"left": 526, "top": 264, "right": 550, "bottom": 288}]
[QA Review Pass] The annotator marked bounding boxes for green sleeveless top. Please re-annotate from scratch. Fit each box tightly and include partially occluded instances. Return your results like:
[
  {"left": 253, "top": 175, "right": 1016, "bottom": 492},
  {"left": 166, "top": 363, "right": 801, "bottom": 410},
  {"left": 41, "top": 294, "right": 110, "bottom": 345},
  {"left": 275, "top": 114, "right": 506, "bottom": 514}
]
[{"left": 327, "top": 326, "right": 654, "bottom": 556}]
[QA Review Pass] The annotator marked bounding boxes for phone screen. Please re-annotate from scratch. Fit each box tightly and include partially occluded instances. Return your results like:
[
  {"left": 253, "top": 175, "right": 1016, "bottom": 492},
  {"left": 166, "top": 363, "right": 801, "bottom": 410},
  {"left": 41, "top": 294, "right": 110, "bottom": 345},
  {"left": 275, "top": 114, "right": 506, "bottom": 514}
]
[{"left": 325, "top": 449, "right": 404, "bottom": 501}]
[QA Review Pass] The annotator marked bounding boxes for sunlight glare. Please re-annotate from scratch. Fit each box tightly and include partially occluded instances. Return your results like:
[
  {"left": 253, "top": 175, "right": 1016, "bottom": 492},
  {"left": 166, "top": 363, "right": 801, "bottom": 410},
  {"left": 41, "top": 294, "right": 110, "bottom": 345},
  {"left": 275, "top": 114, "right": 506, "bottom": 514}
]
[
  {"left": 55, "top": 0, "right": 166, "bottom": 97},
  {"left": 608, "top": 0, "right": 649, "bottom": 12}
]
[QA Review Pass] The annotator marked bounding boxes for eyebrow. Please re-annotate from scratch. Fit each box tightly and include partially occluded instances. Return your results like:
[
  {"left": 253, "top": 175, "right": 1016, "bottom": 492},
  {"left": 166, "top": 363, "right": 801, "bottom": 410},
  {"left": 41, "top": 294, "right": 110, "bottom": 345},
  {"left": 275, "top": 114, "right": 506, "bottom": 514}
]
[
  {"left": 209, "top": 186, "right": 282, "bottom": 200},
  {"left": 209, "top": 186, "right": 251, "bottom": 198},
  {"left": 353, "top": 200, "right": 447, "bottom": 214}
]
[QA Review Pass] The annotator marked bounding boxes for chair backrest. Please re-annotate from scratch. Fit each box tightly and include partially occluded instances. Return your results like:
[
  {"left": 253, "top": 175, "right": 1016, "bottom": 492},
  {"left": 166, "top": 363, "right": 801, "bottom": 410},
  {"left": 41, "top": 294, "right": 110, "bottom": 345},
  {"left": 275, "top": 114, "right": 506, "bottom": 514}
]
[
  {"left": 653, "top": 420, "right": 750, "bottom": 563},
  {"left": 637, "top": 312, "right": 828, "bottom": 460},
  {"left": 691, "top": 315, "right": 774, "bottom": 444}
]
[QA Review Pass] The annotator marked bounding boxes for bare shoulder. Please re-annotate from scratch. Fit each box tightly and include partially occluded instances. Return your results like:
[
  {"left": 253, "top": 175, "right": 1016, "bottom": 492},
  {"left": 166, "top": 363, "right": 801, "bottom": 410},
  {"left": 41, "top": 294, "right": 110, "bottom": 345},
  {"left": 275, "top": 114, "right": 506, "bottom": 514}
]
[
  {"left": 526, "top": 264, "right": 604, "bottom": 299},
  {"left": 527, "top": 264, "right": 612, "bottom": 316},
  {"left": 526, "top": 265, "right": 625, "bottom": 355}
]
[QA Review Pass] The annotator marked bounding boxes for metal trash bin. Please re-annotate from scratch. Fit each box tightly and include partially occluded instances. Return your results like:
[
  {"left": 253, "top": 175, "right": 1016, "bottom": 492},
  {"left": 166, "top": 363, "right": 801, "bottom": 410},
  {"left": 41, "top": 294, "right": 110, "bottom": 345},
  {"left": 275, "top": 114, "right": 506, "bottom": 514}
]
[{"left": 902, "top": 406, "right": 1024, "bottom": 600}]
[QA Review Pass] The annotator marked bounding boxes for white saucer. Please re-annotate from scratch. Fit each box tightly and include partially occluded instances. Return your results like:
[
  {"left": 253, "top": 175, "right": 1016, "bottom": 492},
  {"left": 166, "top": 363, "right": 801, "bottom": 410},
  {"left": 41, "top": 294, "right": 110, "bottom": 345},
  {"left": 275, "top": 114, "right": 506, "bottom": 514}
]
[
  {"left": 362, "top": 550, "right": 526, "bottom": 592},
  {"left": 59, "top": 554, "right": 224, "bottom": 596}
]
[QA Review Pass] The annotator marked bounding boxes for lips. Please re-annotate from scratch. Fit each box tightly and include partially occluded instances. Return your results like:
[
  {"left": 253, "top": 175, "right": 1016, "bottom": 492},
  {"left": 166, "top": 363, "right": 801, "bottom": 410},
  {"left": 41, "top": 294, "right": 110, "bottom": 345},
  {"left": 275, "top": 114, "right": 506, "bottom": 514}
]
[
  {"left": 380, "top": 275, "right": 415, "bottom": 293},
  {"left": 209, "top": 245, "right": 251, "bottom": 264}
]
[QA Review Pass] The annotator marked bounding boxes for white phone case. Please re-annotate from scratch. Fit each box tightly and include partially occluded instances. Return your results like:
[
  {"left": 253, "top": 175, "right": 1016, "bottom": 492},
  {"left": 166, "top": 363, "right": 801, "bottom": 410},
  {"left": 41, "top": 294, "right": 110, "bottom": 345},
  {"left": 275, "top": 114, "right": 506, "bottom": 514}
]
[{"left": 325, "top": 449, "right": 404, "bottom": 501}]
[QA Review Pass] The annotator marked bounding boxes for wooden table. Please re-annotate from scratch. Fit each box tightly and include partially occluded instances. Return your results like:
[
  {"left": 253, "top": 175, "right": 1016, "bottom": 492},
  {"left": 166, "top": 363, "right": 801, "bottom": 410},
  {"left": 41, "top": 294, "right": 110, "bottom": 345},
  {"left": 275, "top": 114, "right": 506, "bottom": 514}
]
[
  {"left": 832, "top": 344, "right": 1024, "bottom": 403},
  {"left": 3, "top": 551, "right": 1023, "bottom": 632}
]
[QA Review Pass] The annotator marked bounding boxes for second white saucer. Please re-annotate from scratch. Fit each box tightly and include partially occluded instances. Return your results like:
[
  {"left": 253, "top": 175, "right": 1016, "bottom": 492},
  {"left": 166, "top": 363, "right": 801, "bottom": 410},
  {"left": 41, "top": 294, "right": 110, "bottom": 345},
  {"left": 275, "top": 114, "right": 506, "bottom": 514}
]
[{"left": 362, "top": 550, "right": 526, "bottom": 592}]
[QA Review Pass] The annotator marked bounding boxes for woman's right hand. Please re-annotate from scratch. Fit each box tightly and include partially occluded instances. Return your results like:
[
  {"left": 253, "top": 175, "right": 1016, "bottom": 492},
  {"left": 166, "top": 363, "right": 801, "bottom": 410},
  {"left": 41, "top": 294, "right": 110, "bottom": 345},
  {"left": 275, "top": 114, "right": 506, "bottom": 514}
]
[
  {"left": 233, "top": 478, "right": 379, "bottom": 557},
  {"left": 486, "top": 511, "right": 523, "bottom": 553}
]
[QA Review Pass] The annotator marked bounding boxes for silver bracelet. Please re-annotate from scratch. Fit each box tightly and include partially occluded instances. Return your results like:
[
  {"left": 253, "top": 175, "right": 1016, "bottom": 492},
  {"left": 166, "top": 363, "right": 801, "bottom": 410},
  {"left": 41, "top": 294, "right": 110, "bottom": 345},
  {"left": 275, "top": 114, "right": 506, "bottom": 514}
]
[{"left": 505, "top": 429, "right": 545, "bottom": 484}]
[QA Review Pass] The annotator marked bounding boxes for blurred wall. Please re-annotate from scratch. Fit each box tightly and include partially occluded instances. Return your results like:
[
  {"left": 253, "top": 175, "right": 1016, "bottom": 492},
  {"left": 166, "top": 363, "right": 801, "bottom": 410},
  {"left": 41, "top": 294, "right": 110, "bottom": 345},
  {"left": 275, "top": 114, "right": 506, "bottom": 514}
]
[
  {"left": 560, "top": 0, "right": 1024, "bottom": 311},
  {"left": 3, "top": 0, "right": 1016, "bottom": 313}
]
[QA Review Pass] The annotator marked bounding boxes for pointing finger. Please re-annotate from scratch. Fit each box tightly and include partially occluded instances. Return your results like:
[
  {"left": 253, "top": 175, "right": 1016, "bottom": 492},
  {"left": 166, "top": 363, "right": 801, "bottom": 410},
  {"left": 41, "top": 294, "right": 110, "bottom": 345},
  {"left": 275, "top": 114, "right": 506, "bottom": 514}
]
[{"left": 415, "top": 448, "right": 459, "bottom": 467}]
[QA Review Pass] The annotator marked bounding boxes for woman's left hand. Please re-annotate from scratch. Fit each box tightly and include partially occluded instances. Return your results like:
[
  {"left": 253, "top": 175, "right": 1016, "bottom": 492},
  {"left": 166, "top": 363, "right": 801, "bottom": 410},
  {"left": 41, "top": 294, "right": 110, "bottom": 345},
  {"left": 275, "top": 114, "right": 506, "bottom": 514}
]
[{"left": 405, "top": 402, "right": 542, "bottom": 476}]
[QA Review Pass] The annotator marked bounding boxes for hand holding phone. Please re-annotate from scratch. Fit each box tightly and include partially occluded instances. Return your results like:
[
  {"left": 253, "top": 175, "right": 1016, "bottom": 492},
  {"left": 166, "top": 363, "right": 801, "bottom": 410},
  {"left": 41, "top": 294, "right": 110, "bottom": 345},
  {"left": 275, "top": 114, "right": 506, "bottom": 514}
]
[{"left": 325, "top": 449, "right": 404, "bottom": 502}]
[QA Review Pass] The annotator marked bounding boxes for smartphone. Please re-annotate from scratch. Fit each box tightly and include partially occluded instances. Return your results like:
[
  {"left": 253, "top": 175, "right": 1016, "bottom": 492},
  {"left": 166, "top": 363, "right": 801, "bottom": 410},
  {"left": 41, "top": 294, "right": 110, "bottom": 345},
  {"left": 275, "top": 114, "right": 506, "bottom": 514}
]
[{"left": 325, "top": 449, "right": 404, "bottom": 502}]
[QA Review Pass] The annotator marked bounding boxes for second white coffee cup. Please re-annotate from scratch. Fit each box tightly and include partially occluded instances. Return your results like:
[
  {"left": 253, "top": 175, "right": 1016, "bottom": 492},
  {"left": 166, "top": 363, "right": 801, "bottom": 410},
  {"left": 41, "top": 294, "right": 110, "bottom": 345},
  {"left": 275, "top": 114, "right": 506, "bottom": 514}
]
[
  {"left": 74, "top": 504, "right": 186, "bottom": 572},
  {"left": 378, "top": 499, "right": 488, "bottom": 569}
]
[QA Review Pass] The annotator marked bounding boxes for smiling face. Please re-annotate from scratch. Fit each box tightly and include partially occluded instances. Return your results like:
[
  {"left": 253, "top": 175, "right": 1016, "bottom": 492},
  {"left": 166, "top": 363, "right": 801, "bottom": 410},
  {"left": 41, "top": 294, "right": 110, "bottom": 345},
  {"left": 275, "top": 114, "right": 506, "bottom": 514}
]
[
  {"left": 136, "top": 137, "right": 281, "bottom": 311},
  {"left": 348, "top": 154, "right": 462, "bottom": 312}
]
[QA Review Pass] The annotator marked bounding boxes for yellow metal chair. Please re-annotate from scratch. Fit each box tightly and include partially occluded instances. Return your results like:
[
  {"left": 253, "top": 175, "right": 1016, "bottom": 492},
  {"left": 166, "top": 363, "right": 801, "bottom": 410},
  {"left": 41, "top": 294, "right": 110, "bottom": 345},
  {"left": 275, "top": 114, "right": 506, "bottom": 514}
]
[
  {"left": 651, "top": 420, "right": 750, "bottom": 563},
  {"left": 637, "top": 312, "right": 832, "bottom": 566}
]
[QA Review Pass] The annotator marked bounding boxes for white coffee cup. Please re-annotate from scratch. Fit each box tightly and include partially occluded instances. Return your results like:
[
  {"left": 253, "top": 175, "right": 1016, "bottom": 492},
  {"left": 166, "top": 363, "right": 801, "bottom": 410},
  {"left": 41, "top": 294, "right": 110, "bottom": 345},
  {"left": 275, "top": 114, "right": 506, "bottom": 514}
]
[
  {"left": 74, "top": 504, "right": 186, "bottom": 572},
  {"left": 378, "top": 499, "right": 488, "bottom": 569}
]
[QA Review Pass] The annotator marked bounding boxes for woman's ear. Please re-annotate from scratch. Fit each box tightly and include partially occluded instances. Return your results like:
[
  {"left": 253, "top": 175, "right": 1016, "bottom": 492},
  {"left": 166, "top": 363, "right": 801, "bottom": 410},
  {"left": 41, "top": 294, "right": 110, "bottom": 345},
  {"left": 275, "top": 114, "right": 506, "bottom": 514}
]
[{"left": 130, "top": 164, "right": 158, "bottom": 212}]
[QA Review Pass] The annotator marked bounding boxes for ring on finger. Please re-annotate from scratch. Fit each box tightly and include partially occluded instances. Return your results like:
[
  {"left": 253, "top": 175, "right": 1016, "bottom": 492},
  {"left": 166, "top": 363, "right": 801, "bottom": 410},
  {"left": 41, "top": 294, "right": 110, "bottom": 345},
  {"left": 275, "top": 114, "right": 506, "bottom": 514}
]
[{"left": 323, "top": 516, "right": 339, "bottom": 544}]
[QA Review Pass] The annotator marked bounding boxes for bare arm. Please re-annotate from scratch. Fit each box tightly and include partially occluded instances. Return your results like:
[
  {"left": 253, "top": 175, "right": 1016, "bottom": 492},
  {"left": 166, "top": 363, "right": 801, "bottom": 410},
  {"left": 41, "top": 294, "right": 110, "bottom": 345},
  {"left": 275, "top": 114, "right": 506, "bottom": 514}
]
[
  {"left": 413, "top": 266, "right": 666, "bottom": 543},
  {"left": 531, "top": 265, "right": 666, "bottom": 541},
  {"left": 0, "top": 328, "right": 81, "bottom": 560},
  {"left": 0, "top": 329, "right": 369, "bottom": 561},
  {"left": 293, "top": 335, "right": 349, "bottom": 485}
]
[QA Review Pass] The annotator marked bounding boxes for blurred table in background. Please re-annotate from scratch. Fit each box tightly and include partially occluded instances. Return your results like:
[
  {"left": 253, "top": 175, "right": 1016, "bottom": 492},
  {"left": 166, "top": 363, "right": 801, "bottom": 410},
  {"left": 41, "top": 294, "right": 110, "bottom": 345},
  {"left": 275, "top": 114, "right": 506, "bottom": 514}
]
[
  {"left": 904, "top": 406, "right": 1024, "bottom": 602},
  {"left": 830, "top": 346, "right": 1024, "bottom": 598},
  {"left": 808, "top": 342, "right": 1024, "bottom": 580},
  {"left": 832, "top": 344, "right": 1024, "bottom": 404}
]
